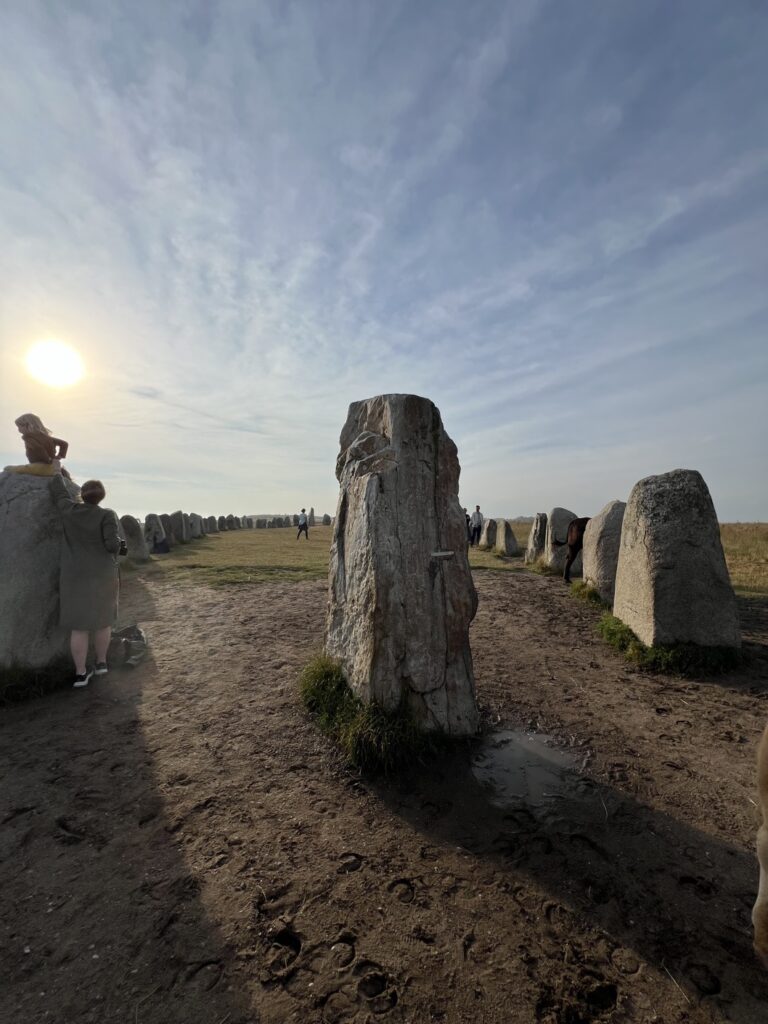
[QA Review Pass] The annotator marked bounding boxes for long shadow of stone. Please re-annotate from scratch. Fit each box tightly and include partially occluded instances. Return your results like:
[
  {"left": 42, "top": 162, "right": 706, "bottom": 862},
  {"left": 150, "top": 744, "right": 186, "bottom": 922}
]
[
  {"left": 376, "top": 729, "right": 768, "bottom": 1023},
  {"left": 0, "top": 575, "right": 256, "bottom": 1024}
]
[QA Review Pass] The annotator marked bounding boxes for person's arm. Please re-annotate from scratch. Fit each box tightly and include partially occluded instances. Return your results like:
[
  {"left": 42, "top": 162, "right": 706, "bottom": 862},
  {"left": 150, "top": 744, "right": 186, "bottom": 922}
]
[
  {"left": 101, "top": 511, "right": 122, "bottom": 555},
  {"left": 51, "top": 436, "right": 69, "bottom": 459},
  {"left": 49, "top": 474, "right": 77, "bottom": 513}
]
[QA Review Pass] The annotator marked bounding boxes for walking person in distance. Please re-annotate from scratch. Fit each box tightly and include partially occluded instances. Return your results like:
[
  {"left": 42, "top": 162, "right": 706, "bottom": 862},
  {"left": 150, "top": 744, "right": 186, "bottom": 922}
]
[
  {"left": 297, "top": 508, "right": 309, "bottom": 541},
  {"left": 469, "top": 505, "right": 484, "bottom": 547}
]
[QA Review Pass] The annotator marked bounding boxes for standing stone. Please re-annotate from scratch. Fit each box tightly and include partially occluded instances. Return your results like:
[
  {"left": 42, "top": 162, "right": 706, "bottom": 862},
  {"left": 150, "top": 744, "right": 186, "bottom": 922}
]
[
  {"left": 326, "top": 393, "right": 479, "bottom": 736},
  {"left": 170, "top": 511, "right": 189, "bottom": 544},
  {"left": 144, "top": 514, "right": 166, "bottom": 549},
  {"left": 218, "top": 515, "right": 228, "bottom": 531},
  {"left": 293, "top": 514, "right": 299, "bottom": 526},
  {"left": 322, "top": 513, "right": 332, "bottom": 526},
  {"left": 495, "top": 520, "right": 519, "bottom": 556},
  {"left": 613, "top": 470, "right": 740, "bottom": 648},
  {"left": 120, "top": 515, "right": 150, "bottom": 562},
  {"left": 160, "top": 514, "right": 176, "bottom": 546},
  {"left": 0, "top": 473, "right": 82, "bottom": 670},
  {"left": 525, "top": 513, "right": 547, "bottom": 564},
  {"left": 188, "top": 513, "right": 204, "bottom": 539},
  {"left": 478, "top": 518, "right": 497, "bottom": 551},
  {"left": 545, "top": 507, "right": 580, "bottom": 574},
  {"left": 206, "top": 516, "right": 218, "bottom": 533},
  {"left": 200, "top": 516, "right": 208, "bottom": 535},
  {"left": 256, "top": 519, "right": 266, "bottom": 529},
  {"left": 182, "top": 513, "right": 191, "bottom": 539},
  {"left": 234, "top": 516, "right": 242, "bottom": 529},
  {"left": 309, "top": 507, "right": 316, "bottom": 527},
  {"left": 583, "top": 500, "right": 626, "bottom": 605},
  {"left": 226, "top": 514, "right": 235, "bottom": 530}
]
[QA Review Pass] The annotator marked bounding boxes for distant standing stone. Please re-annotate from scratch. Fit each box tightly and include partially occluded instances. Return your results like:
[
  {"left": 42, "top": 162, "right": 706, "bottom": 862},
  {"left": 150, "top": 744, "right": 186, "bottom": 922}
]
[
  {"left": 525, "top": 513, "right": 547, "bottom": 564},
  {"left": 226, "top": 514, "right": 235, "bottom": 530},
  {"left": 309, "top": 507, "right": 316, "bottom": 527},
  {"left": 170, "top": 511, "right": 189, "bottom": 544},
  {"left": 545, "top": 507, "right": 581, "bottom": 575},
  {"left": 206, "top": 515, "right": 219, "bottom": 533},
  {"left": 256, "top": 519, "right": 266, "bottom": 529},
  {"left": 120, "top": 515, "right": 150, "bottom": 562},
  {"left": 188, "top": 513, "right": 204, "bottom": 539},
  {"left": 322, "top": 513, "right": 332, "bottom": 526},
  {"left": 218, "top": 515, "right": 228, "bottom": 531},
  {"left": 326, "top": 393, "right": 479, "bottom": 736},
  {"left": 478, "top": 519, "right": 497, "bottom": 551},
  {"left": 613, "top": 470, "right": 740, "bottom": 648},
  {"left": 495, "top": 520, "right": 519, "bottom": 556},
  {"left": 144, "top": 514, "right": 166, "bottom": 549},
  {"left": 583, "top": 500, "right": 626, "bottom": 605},
  {"left": 160, "top": 514, "right": 176, "bottom": 546}
]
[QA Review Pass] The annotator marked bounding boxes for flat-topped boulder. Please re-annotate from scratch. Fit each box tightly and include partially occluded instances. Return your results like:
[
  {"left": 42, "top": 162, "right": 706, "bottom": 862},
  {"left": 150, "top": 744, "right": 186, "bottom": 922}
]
[
  {"left": 326, "top": 393, "right": 479, "bottom": 736},
  {"left": 120, "top": 515, "right": 150, "bottom": 562},
  {"left": 495, "top": 520, "right": 519, "bottom": 556},
  {"left": 583, "top": 500, "right": 626, "bottom": 605},
  {"left": 0, "top": 472, "right": 80, "bottom": 670},
  {"left": 613, "top": 470, "right": 740, "bottom": 648},
  {"left": 545, "top": 507, "right": 581, "bottom": 575},
  {"left": 478, "top": 518, "right": 497, "bottom": 551},
  {"left": 525, "top": 513, "right": 547, "bottom": 564}
]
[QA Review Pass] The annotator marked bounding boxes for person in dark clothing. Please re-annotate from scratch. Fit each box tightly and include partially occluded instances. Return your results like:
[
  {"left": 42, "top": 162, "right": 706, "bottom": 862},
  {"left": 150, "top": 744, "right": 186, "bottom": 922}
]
[
  {"left": 297, "top": 508, "right": 309, "bottom": 540},
  {"left": 464, "top": 508, "right": 471, "bottom": 543},
  {"left": 469, "top": 505, "right": 483, "bottom": 546}
]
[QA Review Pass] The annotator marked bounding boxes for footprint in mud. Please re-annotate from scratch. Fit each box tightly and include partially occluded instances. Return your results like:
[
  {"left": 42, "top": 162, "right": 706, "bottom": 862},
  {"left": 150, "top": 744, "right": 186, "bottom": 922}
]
[
  {"left": 329, "top": 937, "right": 356, "bottom": 968},
  {"left": 387, "top": 878, "right": 415, "bottom": 904},
  {"left": 337, "top": 851, "right": 364, "bottom": 873},
  {"left": 353, "top": 960, "right": 399, "bottom": 1015},
  {"left": 265, "top": 922, "right": 302, "bottom": 973}
]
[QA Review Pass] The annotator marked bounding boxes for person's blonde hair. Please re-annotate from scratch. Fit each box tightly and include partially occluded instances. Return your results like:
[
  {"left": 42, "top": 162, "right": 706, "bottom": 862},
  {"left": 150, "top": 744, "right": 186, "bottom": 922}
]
[{"left": 15, "top": 413, "right": 50, "bottom": 435}]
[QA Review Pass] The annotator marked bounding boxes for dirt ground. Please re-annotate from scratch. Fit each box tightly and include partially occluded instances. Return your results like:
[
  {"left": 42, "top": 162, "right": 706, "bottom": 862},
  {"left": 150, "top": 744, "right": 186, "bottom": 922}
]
[{"left": 2, "top": 565, "right": 768, "bottom": 1024}]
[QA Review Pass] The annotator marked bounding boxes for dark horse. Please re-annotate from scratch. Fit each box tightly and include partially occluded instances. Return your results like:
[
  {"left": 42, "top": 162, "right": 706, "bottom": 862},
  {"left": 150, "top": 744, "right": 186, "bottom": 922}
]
[{"left": 552, "top": 517, "right": 591, "bottom": 584}]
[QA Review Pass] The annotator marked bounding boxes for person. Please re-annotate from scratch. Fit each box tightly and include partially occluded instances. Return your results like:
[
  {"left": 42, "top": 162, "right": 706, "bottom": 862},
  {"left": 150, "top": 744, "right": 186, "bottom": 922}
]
[
  {"left": 297, "top": 508, "right": 309, "bottom": 541},
  {"left": 50, "top": 473, "right": 121, "bottom": 687},
  {"left": 464, "top": 507, "right": 471, "bottom": 543},
  {"left": 4, "top": 413, "right": 72, "bottom": 478},
  {"left": 469, "top": 505, "right": 484, "bottom": 546}
]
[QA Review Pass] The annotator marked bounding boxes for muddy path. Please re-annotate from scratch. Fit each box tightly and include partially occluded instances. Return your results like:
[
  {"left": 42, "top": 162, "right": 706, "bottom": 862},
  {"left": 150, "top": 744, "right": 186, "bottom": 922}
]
[{"left": 2, "top": 569, "right": 767, "bottom": 1023}]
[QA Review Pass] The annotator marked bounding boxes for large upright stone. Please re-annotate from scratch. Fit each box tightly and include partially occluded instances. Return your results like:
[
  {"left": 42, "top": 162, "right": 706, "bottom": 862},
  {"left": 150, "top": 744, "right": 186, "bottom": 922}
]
[
  {"left": 0, "top": 472, "right": 80, "bottom": 670},
  {"left": 120, "top": 515, "right": 150, "bottom": 562},
  {"left": 326, "top": 394, "right": 479, "bottom": 736},
  {"left": 583, "top": 500, "right": 626, "bottom": 605},
  {"left": 206, "top": 516, "right": 219, "bottom": 533},
  {"left": 218, "top": 515, "right": 227, "bottom": 531},
  {"left": 170, "top": 510, "right": 189, "bottom": 544},
  {"left": 226, "top": 514, "right": 235, "bottom": 530},
  {"left": 309, "top": 507, "right": 316, "bottom": 527},
  {"left": 188, "top": 513, "right": 204, "bottom": 539},
  {"left": 495, "top": 520, "right": 520, "bottom": 556},
  {"left": 478, "top": 518, "right": 497, "bottom": 551},
  {"left": 545, "top": 507, "right": 581, "bottom": 574},
  {"left": 256, "top": 519, "right": 266, "bottom": 529},
  {"left": 182, "top": 513, "right": 191, "bottom": 539},
  {"left": 322, "top": 513, "right": 332, "bottom": 526},
  {"left": 525, "top": 513, "right": 547, "bottom": 564},
  {"left": 613, "top": 470, "right": 740, "bottom": 648},
  {"left": 144, "top": 514, "right": 166, "bottom": 549},
  {"left": 293, "top": 514, "right": 299, "bottom": 526},
  {"left": 160, "top": 514, "right": 176, "bottom": 547}
]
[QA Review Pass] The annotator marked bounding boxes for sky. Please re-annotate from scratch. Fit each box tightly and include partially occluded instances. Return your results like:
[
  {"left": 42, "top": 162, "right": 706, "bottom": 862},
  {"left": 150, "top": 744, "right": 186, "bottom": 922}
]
[{"left": 1, "top": 0, "right": 766, "bottom": 521}]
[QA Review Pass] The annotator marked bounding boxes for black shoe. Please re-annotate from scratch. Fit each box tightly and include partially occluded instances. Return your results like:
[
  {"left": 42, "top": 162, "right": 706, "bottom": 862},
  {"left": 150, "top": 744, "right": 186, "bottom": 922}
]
[
  {"left": 94, "top": 662, "right": 109, "bottom": 676},
  {"left": 73, "top": 670, "right": 94, "bottom": 689}
]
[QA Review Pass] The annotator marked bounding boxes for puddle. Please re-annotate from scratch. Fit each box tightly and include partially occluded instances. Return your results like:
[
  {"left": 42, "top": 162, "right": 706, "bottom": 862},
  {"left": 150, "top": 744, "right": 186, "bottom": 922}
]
[{"left": 472, "top": 730, "right": 579, "bottom": 810}]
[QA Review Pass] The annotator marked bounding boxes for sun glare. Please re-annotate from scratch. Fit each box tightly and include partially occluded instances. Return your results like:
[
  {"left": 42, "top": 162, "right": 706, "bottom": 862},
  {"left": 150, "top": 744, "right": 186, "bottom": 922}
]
[{"left": 25, "top": 340, "right": 85, "bottom": 388}]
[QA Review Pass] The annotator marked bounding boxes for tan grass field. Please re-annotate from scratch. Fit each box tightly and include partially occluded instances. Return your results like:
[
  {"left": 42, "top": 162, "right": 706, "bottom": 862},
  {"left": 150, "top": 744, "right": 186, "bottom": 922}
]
[{"left": 144, "top": 521, "right": 768, "bottom": 597}]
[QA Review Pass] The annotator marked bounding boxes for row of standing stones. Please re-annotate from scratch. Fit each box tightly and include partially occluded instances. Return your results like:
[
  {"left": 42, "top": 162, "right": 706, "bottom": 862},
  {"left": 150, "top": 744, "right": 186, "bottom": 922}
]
[{"left": 0, "top": 393, "right": 741, "bottom": 728}]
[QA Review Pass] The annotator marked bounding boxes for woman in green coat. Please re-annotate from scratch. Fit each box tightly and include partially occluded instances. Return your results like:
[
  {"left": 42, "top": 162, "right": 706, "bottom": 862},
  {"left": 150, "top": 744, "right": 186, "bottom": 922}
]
[{"left": 50, "top": 474, "right": 121, "bottom": 687}]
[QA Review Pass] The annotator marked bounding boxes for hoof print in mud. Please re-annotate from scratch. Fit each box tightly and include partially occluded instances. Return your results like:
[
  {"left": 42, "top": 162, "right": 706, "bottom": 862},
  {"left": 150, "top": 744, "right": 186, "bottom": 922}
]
[
  {"left": 337, "top": 851, "right": 364, "bottom": 873},
  {"left": 387, "top": 878, "right": 415, "bottom": 904},
  {"left": 265, "top": 922, "right": 302, "bottom": 974},
  {"left": 354, "top": 960, "right": 399, "bottom": 1014}
]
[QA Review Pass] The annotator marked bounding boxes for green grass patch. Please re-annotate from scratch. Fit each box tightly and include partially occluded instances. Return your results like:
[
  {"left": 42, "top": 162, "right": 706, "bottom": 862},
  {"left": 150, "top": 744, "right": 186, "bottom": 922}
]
[
  {"left": 299, "top": 654, "right": 439, "bottom": 775},
  {"left": 570, "top": 581, "right": 610, "bottom": 609},
  {"left": 0, "top": 658, "right": 72, "bottom": 704},
  {"left": 597, "top": 612, "right": 741, "bottom": 676},
  {"left": 526, "top": 557, "right": 558, "bottom": 576}
]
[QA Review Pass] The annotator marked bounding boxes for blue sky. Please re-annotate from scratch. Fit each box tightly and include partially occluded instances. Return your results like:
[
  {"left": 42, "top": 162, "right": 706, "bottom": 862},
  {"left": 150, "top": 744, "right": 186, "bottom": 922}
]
[{"left": 1, "top": 0, "right": 766, "bottom": 520}]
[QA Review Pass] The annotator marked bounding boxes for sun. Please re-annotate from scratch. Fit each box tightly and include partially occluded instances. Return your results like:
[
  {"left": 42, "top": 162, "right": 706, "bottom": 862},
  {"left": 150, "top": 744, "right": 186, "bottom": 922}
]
[{"left": 25, "top": 339, "right": 85, "bottom": 388}]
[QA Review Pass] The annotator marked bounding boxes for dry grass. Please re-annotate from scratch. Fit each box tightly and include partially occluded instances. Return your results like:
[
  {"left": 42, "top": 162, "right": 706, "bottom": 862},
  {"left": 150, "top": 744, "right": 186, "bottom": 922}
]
[{"left": 720, "top": 523, "right": 768, "bottom": 597}]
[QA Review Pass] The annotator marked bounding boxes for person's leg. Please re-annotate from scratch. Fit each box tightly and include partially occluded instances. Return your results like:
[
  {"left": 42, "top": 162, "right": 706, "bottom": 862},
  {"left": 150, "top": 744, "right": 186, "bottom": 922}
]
[
  {"left": 94, "top": 626, "right": 111, "bottom": 665},
  {"left": 70, "top": 631, "right": 89, "bottom": 674},
  {"left": 297, "top": 528, "right": 301, "bottom": 540}
]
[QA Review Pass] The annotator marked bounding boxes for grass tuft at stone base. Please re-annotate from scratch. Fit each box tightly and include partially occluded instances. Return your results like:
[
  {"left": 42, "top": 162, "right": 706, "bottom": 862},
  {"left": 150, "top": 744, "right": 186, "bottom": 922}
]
[
  {"left": 570, "top": 581, "right": 610, "bottom": 609},
  {"left": 0, "top": 658, "right": 72, "bottom": 704},
  {"left": 299, "top": 654, "right": 439, "bottom": 775},
  {"left": 597, "top": 613, "right": 741, "bottom": 676}
]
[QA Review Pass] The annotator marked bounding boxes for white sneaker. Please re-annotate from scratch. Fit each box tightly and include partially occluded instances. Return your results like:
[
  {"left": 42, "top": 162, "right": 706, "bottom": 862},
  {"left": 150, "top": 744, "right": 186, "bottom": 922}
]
[
  {"left": 94, "top": 663, "right": 109, "bottom": 676},
  {"left": 73, "top": 670, "right": 94, "bottom": 688}
]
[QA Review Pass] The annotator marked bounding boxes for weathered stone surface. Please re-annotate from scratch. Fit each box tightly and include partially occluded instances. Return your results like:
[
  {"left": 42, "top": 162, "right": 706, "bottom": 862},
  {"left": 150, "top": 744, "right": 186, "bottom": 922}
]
[
  {"left": 293, "top": 514, "right": 299, "bottom": 526},
  {"left": 233, "top": 516, "right": 242, "bottom": 529},
  {"left": 226, "top": 514, "right": 235, "bottom": 530},
  {"left": 144, "top": 514, "right": 166, "bottom": 549},
  {"left": 188, "top": 513, "right": 204, "bottom": 539},
  {"left": 583, "top": 500, "right": 626, "bottom": 605},
  {"left": 120, "top": 515, "right": 150, "bottom": 562},
  {"left": 160, "top": 514, "right": 176, "bottom": 546},
  {"left": 495, "top": 520, "right": 519, "bottom": 556},
  {"left": 326, "top": 393, "right": 479, "bottom": 736},
  {"left": 218, "top": 515, "right": 228, "bottom": 531},
  {"left": 545, "top": 507, "right": 581, "bottom": 575},
  {"left": 613, "top": 470, "right": 740, "bottom": 648},
  {"left": 182, "top": 513, "right": 191, "bottom": 539},
  {"left": 0, "top": 472, "right": 80, "bottom": 669},
  {"left": 200, "top": 516, "right": 208, "bottom": 535},
  {"left": 170, "top": 511, "right": 189, "bottom": 544},
  {"left": 256, "top": 518, "right": 266, "bottom": 529},
  {"left": 206, "top": 516, "right": 218, "bottom": 533},
  {"left": 309, "top": 507, "right": 316, "bottom": 527},
  {"left": 322, "top": 513, "right": 332, "bottom": 526},
  {"left": 478, "top": 518, "right": 497, "bottom": 550},
  {"left": 525, "top": 512, "right": 547, "bottom": 564}
]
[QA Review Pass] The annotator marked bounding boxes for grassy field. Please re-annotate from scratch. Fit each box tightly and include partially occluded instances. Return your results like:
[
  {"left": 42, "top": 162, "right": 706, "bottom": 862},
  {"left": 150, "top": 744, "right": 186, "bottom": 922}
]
[{"left": 140, "top": 522, "right": 768, "bottom": 596}]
